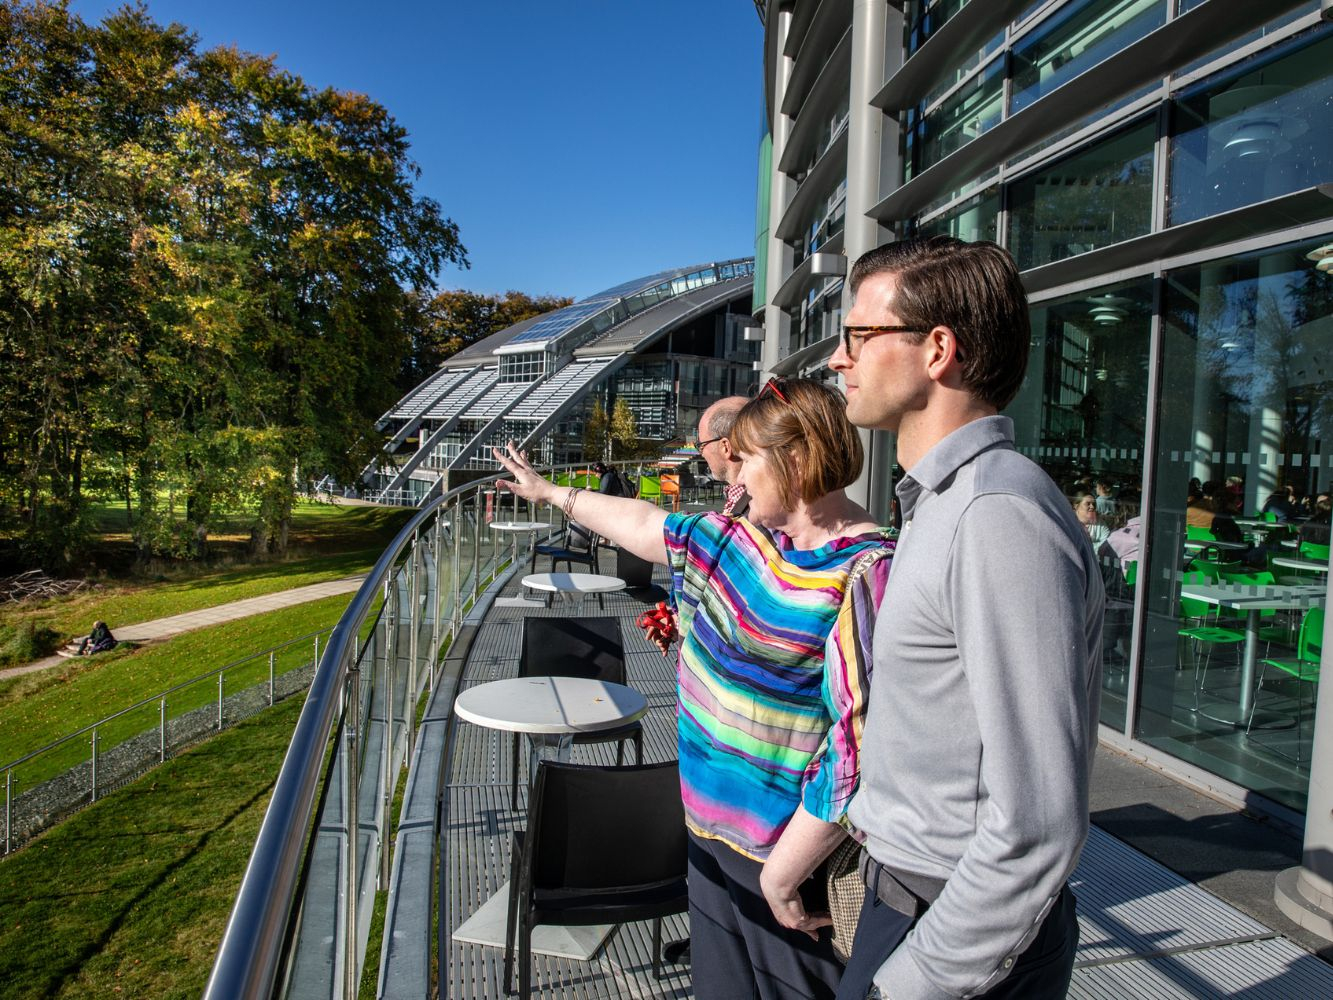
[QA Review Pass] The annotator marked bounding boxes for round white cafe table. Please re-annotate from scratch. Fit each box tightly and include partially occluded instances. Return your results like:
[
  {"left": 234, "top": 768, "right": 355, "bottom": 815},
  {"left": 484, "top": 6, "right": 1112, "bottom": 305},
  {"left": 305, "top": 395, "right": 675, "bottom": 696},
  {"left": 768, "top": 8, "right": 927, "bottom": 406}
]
[
  {"left": 1272, "top": 557, "right": 1330, "bottom": 575},
  {"left": 522, "top": 571, "right": 626, "bottom": 610},
  {"left": 454, "top": 675, "right": 647, "bottom": 738}
]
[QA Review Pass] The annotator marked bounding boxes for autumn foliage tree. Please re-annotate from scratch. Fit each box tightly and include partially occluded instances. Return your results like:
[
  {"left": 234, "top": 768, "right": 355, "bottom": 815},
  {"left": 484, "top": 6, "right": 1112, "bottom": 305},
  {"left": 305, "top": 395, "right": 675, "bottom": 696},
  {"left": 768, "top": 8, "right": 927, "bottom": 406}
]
[{"left": 0, "top": 1, "right": 468, "bottom": 567}]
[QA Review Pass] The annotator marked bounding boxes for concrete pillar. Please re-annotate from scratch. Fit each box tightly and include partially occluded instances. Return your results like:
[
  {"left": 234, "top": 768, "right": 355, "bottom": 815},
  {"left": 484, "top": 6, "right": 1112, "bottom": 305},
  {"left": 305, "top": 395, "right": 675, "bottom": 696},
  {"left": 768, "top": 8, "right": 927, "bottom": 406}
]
[
  {"left": 843, "top": 1, "right": 902, "bottom": 520},
  {"left": 1274, "top": 553, "right": 1333, "bottom": 941},
  {"left": 761, "top": 6, "right": 795, "bottom": 378}
]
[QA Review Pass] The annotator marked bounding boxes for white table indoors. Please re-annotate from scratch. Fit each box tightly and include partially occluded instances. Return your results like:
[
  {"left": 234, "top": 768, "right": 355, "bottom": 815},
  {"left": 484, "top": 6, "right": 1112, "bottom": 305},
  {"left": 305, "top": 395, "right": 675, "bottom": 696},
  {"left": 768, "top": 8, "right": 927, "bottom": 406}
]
[
  {"left": 451, "top": 676, "right": 649, "bottom": 959},
  {"left": 489, "top": 520, "right": 552, "bottom": 608},
  {"left": 1179, "top": 581, "right": 1326, "bottom": 728},
  {"left": 521, "top": 571, "right": 626, "bottom": 610},
  {"left": 1272, "top": 557, "right": 1330, "bottom": 576}
]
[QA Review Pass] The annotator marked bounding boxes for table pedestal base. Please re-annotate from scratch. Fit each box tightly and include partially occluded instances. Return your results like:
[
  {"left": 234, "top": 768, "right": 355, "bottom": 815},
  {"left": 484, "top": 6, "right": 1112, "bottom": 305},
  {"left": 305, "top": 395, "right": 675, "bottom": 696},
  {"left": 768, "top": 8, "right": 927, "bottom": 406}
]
[
  {"left": 452, "top": 882, "right": 615, "bottom": 959},
  {"left": 493, "top": 595, "right": 547, "bottom": 609}
]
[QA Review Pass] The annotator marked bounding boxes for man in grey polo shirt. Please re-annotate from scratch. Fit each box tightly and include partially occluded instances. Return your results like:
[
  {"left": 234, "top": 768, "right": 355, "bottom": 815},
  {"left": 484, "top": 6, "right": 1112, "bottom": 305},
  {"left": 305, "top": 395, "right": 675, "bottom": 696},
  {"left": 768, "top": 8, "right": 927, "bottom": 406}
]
[{"left": 827, "top": 237, "right": 1103, "bottom": 999}]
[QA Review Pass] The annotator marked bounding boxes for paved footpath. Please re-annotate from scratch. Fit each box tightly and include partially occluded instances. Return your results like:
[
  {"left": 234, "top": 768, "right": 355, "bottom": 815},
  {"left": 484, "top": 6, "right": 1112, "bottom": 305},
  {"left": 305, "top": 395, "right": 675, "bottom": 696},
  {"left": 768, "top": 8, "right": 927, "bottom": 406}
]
[{"left": 0, "top": 576, "right": 365, "bottom": 681}]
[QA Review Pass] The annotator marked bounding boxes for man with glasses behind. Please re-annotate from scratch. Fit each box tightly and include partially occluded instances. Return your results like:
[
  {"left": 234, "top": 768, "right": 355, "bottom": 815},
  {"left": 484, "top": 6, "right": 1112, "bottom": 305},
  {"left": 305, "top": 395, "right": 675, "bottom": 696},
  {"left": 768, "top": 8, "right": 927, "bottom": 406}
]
[
  {"left": 825, "top": 237, "right": 1103, "bottom": 1000},
  {"left": 696, "top": 396, "right": 750, "bottom": 518}
]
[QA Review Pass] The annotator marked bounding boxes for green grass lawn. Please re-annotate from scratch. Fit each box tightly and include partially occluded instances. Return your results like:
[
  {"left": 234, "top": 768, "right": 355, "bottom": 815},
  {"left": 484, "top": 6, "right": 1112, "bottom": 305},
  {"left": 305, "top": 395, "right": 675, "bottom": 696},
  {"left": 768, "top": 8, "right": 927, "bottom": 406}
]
[
  {"left": 0, "top": 502, "right": 411, "bottom": 667},
  {"left": 0, "top": 693, "right": 304, "bottom": 999},
  {"left": 0, "top": 594, "right": 352, "bottom": 782}
]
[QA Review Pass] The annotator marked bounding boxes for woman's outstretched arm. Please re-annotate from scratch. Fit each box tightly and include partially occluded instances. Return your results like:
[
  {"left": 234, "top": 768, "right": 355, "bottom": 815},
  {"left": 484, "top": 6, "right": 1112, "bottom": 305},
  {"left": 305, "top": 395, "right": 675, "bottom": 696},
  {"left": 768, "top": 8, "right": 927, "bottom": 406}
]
[{"left": 491, "top": 442, "right": 670, "bottom": 565}]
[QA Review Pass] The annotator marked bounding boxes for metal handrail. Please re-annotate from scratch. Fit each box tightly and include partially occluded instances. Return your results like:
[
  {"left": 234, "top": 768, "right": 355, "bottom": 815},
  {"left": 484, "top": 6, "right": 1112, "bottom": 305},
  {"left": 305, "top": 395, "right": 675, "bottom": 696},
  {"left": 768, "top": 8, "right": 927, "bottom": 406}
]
[
  {"left": 0, "top": 627, "right": 333, "bottom": 775},
  {"left": 205, "top": 489, "right": 453, "bottom": 999},
  {"left": 205, "top": 456, "right": 687, "bottom": 998},
  {"left": 204, "top": 465, "right": 571, "bottom": 999}
]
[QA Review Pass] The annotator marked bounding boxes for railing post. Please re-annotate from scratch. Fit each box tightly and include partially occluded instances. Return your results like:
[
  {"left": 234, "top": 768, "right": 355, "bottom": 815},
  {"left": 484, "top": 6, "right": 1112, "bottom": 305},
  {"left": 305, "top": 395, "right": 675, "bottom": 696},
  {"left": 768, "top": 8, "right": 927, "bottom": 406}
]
[
  {"left": 269, "top": 651, "right": 276, "bottom": 706},
  {"left": 452, "top": 495, "right": 464, "bottom": 637},
  {"left": 5, "top": 768, "right": 11, "bottom": 855},
  {"left": 381, "top": 580, "right": 393, "bottom": 892},
  {"left": 407, "top": 533, "right": 421, "bottom": 762},
  {"left": 471, "top": 487, "right": 482, "bottom": 606},
  {"left": 430, "top": 512, "right": 445, "bottom": 690},
  {"left": 90, "top": 727, "right": 98, "bottom": 803},
  {"left": 217, "top": 673, "right": 224, "bottom": 730},
  {"left": 160, "top": 698, "right": 167, "bottom": 763},
  {"left": 343, "top": 665, "right": 361, "bottom": 1000},
  {"left": 314, "top": 634, "right": 320, "bottom": 672}
]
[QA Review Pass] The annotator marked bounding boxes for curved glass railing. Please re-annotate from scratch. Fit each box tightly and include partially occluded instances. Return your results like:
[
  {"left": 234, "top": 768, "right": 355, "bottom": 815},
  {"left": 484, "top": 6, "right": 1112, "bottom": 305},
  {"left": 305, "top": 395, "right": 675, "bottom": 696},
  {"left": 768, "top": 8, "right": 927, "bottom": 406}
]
[{"left": 203, "top": 470, "right": 560, "bottom": 999}]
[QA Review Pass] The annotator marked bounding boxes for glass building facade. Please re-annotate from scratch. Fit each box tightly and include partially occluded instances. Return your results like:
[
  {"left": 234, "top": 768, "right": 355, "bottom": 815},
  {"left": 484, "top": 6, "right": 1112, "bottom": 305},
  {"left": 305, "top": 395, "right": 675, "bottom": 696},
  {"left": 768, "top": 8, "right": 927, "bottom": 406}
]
[{"left": 757, "top": 0, "right": 1333, "bottom": 820}]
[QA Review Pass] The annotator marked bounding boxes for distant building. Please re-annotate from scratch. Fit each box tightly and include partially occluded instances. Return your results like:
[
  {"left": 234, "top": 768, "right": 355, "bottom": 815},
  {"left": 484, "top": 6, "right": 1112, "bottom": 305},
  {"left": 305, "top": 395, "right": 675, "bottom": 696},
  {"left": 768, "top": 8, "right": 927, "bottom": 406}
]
[
  {"left": 371, "top": 260, "right": 758, "bottom": 502},
  {"left": 752, "top": 0, "right": 1333, "bottom": 827}
]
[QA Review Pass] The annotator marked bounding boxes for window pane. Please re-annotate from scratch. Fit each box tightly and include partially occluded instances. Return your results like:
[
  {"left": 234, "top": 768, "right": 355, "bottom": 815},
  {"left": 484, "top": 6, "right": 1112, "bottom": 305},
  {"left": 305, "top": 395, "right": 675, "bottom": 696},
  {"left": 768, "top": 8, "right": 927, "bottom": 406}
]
[
  {"left": 1135, "top": 236, "right": 1333, "bottom": 813},
  {"left": 915, "top": 188, "right": 999, "bottom": 243},
  {"left": 1010, "top": 278, "right": 1154, "bottom": 731},
  {"left": 1007, "top": 119, "right": 1155, "bottom": 270},
  {"left": 1011, "top": 0, "right": 1166, "bottom": 115},
  {"left": 1168, "top": 29, "right": 1333, "bottom": 226},
  {"left": 905, "top": 57, "right": 1004, "bottom": 181}
]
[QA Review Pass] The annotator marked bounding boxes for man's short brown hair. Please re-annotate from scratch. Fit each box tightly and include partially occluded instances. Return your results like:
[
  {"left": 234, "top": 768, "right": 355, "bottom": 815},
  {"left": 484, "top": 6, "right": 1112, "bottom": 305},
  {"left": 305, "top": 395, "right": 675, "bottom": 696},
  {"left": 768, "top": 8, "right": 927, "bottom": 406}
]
[
  {"left": 729, "top": 379, "right": 863, "bottom": 506},
  {"left": 850, "top": 237, "right": 1031, "bottom": 410}
]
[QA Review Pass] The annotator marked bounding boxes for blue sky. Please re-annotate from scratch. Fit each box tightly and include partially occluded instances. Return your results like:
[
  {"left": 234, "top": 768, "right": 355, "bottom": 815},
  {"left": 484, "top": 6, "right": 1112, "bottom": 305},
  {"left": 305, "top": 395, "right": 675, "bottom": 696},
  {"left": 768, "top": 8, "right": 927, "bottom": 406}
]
[{"left": 69, "top": 1, "right": 764, "bottom": 300}]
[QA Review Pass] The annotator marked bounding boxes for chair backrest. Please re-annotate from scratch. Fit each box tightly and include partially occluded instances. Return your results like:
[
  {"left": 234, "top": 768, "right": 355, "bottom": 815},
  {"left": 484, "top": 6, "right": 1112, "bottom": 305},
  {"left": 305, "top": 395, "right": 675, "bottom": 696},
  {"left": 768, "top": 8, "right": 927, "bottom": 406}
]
[
  {"left": 519, "top": 616, "right": 625, "bottom": 684},
  {"left": 527, "top": 761, "right": 685, "bottom": 892},
  {"left": 566, "top": 521, "right": 596, "bottom": 554},
  {"left": 1187, "top": 525, "right": 1216, "bottom": 541},
  {"left": 1179, "top": 570, "right": 1211, "bottom": 620},
  {"left": 1300, "top": 607, "right": 1324, "bottom": 663},
  {"left": 1192, "top": 560, "right": 1241, "bottom": 581},
  {"left": 1299, "top": 541, "right": 1331, "bottom": 563},
  {"left": 1124, "top": 560, "right": 1137, "bottom": 586}
]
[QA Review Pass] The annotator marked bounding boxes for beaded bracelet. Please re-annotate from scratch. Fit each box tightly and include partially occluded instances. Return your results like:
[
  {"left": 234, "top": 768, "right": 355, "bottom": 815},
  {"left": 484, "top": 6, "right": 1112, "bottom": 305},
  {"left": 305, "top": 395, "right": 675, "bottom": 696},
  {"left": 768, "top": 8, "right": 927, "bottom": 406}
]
[{"left": 561, "top": 486, "right": 583, "bottom": 519}]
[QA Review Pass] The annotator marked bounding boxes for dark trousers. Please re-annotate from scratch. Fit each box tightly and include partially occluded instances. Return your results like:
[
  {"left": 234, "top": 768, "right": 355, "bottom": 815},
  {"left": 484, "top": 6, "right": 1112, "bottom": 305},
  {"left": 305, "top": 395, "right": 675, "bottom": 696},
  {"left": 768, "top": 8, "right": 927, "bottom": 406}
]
[
  {"left": 688, "top": 831, "right": 843, "bottom": 1000},
  {"left": 835, "top": 883, "right": 1078, "bottom": 1000}
]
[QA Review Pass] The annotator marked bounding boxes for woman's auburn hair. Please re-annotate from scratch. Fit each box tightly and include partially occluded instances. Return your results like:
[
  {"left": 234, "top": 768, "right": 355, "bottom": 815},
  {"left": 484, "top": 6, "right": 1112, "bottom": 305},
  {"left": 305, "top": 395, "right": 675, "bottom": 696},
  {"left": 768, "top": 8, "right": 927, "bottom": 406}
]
[{"left": 729, "top": 379, "right": 864, "bottom": 506}]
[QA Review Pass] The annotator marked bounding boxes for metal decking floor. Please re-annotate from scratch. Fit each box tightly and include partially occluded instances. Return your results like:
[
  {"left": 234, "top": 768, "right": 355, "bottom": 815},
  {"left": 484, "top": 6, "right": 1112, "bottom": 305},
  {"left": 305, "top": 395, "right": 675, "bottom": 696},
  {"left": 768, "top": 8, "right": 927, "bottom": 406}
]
[{"left": 438, "top": 554, "right": 1333, "bottom": 998}]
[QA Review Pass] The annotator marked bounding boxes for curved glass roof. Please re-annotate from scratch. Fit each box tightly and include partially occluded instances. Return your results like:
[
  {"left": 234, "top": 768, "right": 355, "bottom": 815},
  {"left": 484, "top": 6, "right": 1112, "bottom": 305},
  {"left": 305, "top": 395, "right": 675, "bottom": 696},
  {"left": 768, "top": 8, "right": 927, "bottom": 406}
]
[{"left": 498, "top": 258, "right": 755, "bottom": 354}]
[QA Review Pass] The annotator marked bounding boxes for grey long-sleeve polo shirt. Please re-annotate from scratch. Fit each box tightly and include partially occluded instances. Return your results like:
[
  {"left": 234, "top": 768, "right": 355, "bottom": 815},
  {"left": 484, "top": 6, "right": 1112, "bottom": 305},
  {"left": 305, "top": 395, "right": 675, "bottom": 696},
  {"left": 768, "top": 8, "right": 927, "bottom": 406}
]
[{"left": 848, "top": 416, "right": 1103, "bottom": 1000}]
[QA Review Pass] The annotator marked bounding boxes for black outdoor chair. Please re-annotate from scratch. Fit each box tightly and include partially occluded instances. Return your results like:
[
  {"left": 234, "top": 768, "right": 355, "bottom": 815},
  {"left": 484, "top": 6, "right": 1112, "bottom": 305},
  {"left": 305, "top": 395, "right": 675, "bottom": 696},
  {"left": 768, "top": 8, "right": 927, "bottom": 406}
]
[
  {"left": 503, "top": 760, "right": 688, "bottom": 996},
  {"left": 509, "top": 617, "right": 643, "bottom": 809},
  {"left": 531, "top": 521, "right": 600, "bottom": 574}
]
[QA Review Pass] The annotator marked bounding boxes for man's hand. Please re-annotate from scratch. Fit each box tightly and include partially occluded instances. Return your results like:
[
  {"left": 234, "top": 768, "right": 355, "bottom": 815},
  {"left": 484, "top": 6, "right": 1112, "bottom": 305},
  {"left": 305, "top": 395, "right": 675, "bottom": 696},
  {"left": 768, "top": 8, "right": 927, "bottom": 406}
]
[{"left": 759, "top": 865, "right": 832, "bottom": 941}]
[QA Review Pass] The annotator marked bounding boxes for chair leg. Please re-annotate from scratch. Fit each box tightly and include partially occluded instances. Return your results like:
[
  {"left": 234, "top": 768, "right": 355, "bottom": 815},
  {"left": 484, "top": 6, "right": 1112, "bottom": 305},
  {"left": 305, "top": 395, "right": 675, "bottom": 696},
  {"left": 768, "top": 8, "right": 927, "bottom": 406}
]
[
  {"left": 503, "top": 850, "right": 521, "bottom": 994},
  {"left": 519, "top": 916, "right": 532, "bottom": 997},
  {"left": 510, "top": 733, "right": 521, "bottom": 811},
  {"left": 652, "top": 916, "right": 664, "bottom": 979}
]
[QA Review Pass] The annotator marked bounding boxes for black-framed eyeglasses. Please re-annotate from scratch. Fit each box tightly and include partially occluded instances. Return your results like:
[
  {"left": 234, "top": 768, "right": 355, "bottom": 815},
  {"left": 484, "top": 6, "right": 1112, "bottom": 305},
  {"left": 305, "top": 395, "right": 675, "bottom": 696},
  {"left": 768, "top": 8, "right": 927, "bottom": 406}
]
[
  {"left": 840, "top": 324, "right": 922, "bottom": 359},
  {"left": 756, "top": 376, "right": 790, "bottom": 403},
  {"left": 693, "top": 435, "right": 724, "bottom": 450}
]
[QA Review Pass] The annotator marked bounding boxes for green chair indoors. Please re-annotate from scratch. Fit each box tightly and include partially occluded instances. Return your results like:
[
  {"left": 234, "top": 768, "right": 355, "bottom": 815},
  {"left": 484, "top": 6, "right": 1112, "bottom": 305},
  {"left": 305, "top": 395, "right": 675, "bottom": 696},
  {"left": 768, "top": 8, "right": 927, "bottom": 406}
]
[
  {"left": 1247, "top": 607, "right": 1323, "bottom": 760},
  {"left": 1178, "top": 571, "right": 1244, "bottom": 704}
]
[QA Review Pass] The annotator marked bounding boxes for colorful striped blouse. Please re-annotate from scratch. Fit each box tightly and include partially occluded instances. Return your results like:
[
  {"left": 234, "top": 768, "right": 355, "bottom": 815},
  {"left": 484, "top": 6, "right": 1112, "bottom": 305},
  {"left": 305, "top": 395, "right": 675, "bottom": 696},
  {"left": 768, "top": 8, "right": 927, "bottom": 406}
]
[{"left": 663, "top": 511, "right": 893, "bottom": 860}]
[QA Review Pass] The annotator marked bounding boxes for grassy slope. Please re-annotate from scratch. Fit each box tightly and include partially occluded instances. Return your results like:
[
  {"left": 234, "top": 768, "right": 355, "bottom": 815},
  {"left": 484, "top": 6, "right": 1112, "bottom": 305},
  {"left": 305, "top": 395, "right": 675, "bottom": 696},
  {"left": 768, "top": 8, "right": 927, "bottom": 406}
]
[
  {"left": 0, "top": 593, "right": 351, "bottom": 781},
  {"left": 0, "top": 502, "right": 411, "bottom": 665},
  {"left": 0, "top": 694, "right": 303, "bottom": 1000}
]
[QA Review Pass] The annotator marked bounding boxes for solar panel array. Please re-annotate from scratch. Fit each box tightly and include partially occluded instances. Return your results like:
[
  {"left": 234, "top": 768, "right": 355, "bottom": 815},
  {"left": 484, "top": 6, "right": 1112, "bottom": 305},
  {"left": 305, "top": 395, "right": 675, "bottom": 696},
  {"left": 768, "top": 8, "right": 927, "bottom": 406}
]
[
  {"left": 465, "top": 380, "right": 534, "bottom": 423},
  {"left": 421, "top": 366, "right": 497, "bottom": 420},
  {"left": 506, "top": 357, "right": 617, "bottom": 420},
  {"left": 503, "top": 300, "right": 608, "bottom": 347},
  {"left": 387, "top": 368, "right": 474, "bottom": 422}
]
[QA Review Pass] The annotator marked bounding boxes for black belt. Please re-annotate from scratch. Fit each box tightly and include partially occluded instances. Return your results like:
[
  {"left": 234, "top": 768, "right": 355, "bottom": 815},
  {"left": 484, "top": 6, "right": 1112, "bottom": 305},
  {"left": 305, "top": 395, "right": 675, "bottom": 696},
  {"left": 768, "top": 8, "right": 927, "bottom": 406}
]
[{"left": 859, "top": 852, "right": 948, "bottom": 919}]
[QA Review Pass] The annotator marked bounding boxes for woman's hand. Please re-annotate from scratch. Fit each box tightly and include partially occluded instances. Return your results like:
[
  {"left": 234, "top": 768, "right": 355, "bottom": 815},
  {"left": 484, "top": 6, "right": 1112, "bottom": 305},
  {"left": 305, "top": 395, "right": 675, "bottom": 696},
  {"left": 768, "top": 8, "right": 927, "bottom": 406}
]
[
  {"left": 491, "top": 441, "right": 560, "bottom": 507},
  {"left": 759, "top": 865, "right": 831, "bottom": 941}
]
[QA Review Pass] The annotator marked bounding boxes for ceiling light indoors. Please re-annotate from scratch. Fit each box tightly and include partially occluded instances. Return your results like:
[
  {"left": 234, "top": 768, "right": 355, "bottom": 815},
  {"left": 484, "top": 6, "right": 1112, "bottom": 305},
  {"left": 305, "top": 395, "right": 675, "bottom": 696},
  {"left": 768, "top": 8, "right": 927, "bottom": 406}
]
[{"left": 1086, "top": 294, "right": 1130, "bottom": 325}]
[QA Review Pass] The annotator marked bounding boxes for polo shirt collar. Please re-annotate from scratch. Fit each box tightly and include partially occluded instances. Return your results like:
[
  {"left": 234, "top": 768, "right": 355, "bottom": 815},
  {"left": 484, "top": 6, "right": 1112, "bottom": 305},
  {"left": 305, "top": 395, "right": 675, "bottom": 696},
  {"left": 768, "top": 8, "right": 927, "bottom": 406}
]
[{"left": 895, "top": 415, "right": 1015, "bottom": 519}]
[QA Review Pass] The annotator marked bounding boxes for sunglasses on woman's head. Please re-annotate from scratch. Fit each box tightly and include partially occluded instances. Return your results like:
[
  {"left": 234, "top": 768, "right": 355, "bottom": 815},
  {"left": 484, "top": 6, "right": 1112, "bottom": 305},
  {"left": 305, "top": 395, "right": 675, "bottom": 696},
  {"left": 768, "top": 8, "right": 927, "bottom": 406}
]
[{"left": 757, "top": 376, "right": 789, "bottom": 403}]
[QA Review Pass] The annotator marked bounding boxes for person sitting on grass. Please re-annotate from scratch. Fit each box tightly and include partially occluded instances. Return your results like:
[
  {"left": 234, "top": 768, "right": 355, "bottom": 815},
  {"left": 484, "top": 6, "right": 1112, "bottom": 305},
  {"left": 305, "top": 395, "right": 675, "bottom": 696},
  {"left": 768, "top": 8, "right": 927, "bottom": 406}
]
[{"left": 77, "top": 621, "right": 116, "bottom": 656}]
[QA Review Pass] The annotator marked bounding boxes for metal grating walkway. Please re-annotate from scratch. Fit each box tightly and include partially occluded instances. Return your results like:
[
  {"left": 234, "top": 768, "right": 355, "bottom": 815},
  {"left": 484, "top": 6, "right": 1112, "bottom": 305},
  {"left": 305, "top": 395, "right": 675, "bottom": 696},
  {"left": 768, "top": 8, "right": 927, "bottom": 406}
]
[{"left": 433, "top": 550, "right": 1333, "bottom": 998}]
